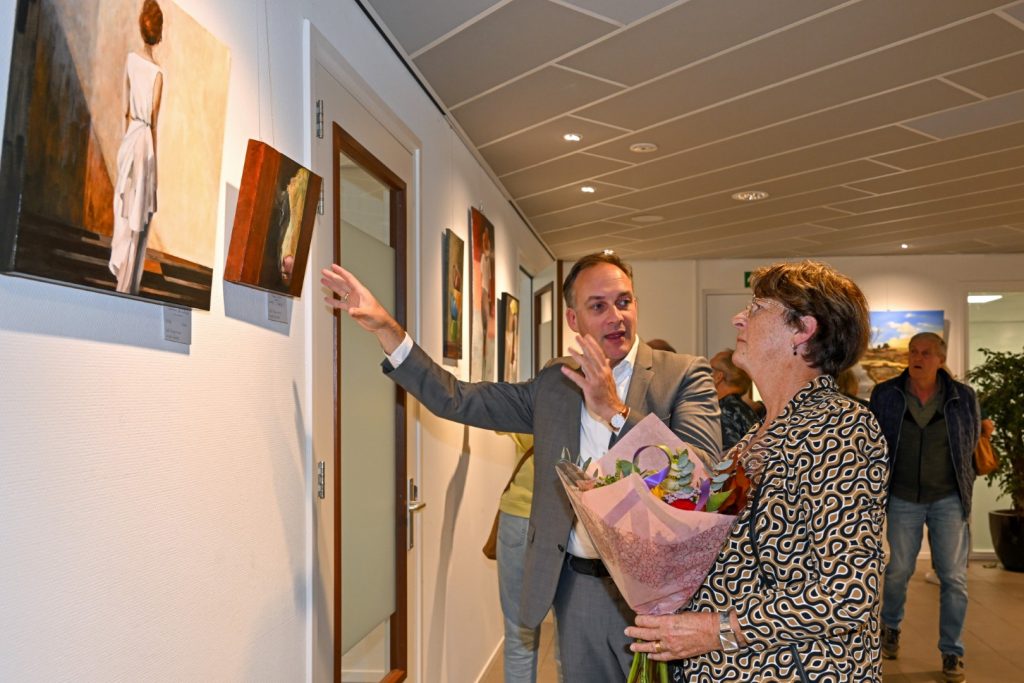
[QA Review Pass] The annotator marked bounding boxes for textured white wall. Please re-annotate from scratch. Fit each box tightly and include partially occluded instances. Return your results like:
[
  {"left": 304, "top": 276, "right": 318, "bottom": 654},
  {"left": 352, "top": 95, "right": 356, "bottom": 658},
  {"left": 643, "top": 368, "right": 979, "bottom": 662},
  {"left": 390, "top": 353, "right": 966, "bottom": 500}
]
[{"left": 0, "top": 0, "right": 551, "bottom": 681}]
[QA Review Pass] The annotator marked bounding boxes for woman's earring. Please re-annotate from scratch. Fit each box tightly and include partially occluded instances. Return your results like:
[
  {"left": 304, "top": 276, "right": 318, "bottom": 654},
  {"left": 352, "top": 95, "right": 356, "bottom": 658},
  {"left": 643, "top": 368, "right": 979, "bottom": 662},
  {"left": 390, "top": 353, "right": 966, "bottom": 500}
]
[{"left": 792, "top": 344, "right": 798, "bottom": 356}]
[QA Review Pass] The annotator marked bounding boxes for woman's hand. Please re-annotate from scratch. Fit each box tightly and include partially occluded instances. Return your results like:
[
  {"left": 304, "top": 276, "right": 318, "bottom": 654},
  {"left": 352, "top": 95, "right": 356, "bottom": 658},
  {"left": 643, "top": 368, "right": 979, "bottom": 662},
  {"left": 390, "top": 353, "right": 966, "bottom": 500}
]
[
  {"left": 625, "top": 612, "right": 724, "bottom": 661},
  {"left": 320, "top": 263, "right": 405, "bottom": 353}
]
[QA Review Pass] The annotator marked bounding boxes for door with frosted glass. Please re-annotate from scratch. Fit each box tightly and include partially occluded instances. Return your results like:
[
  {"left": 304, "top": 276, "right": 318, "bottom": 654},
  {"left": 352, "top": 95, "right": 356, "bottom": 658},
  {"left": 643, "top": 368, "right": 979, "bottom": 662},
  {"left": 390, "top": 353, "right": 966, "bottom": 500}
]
[{"left": 310, "top": 53, "right": 415, "bottom": 683}]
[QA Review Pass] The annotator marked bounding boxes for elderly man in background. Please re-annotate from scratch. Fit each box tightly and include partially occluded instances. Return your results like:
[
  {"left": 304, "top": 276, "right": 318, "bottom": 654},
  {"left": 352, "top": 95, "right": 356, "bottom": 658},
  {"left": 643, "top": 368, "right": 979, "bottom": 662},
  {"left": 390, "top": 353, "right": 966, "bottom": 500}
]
[
  {"left": 870, "top": 332, "right": 981, "bottom": 683},
  {"left": 709, "top": 348, "right": 759, "bottom": 450}
]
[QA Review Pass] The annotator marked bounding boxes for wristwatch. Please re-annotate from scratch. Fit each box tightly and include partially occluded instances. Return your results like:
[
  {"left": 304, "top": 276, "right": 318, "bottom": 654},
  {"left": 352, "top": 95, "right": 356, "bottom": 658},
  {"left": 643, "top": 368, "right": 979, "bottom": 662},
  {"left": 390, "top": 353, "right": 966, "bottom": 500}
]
[
  {"left": 609, "top": 406, "right": 629, "bottom": 432},
  {"left": 719, "top": 610, "right": 740, "bottom": 653}
]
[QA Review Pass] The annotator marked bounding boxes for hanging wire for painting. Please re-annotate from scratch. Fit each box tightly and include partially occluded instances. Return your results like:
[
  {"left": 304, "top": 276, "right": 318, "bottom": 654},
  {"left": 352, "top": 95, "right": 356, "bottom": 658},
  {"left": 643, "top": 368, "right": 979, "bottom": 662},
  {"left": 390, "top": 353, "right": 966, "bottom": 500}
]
[{"left": 256, "top": 0, "right": 276, "bottom": 145}]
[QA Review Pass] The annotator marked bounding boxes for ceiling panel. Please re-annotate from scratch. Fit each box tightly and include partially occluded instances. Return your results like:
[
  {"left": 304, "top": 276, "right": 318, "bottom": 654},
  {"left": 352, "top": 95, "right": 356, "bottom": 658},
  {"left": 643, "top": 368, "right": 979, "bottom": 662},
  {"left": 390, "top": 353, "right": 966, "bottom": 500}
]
[
  {"left": 873, "top": 121, "right": 1024, "bottom": 169},
  {"left": 559, "top": 0, "right": 678, "bottom": 26},
  {"left": 451, "top": 66, "right": 622, "bottom": 145},
  {"left": 517, "top": 180, "right": 632, "bottom": 216},
  {"left": 946, "top": 52, "right": 1024, "bottom": 97},
  {"left": 904, "top": 90, "right": 1024, "bottom": 139},
  {"left": 850, "top": 146, "right": 1024, "bottom": 194},
  {"left": 362, "top": 0, "right": 1024, "bottom": 259},
  {"left": 502, "top": 153, "right": 633, "bottom": 199},
  {"left": 604, "top": 130, "right": 922, "bottom": 210},
  {"left": 820, "top": 184, "right": 1024, "bottom": 229},
  {"left": 478, "top": 116, "right": 626, "bottom": 176},
  {"left": 574, "top": 1, "right": 1015, "bottom": 130},
  {"left": 837, "top": 165, "right": 1024, "bottom": 213},
  {"left": 558, "top": 0, "right": 841, "bottom": 86},
  {"left": 586, "top": 79, "right": 974, "bottom": 169},
  {"left": 364, "top": 0, "right": 501, "bottom": 54},
  {"left": 413, "top": 0, "right": 615, "bottom": 106},
  {"left": 531, "top": 202, "right": 633, "bottom": 232}
]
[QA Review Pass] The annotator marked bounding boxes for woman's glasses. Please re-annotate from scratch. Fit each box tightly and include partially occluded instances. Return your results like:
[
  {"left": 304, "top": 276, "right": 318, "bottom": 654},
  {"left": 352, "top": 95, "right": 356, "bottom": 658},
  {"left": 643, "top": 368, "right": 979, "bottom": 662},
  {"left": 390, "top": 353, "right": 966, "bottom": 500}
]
[{"left": 743, "top": 297, "right": 788, "bottom": 317}]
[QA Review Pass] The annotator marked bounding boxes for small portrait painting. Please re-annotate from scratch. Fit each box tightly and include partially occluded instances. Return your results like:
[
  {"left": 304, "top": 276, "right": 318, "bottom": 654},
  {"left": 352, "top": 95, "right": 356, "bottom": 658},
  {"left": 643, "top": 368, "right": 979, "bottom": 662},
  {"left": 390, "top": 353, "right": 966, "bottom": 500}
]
[
  {"left": 442, "top": 229, "right": 464, "bottom": 360},
  {"left": 469, "top": 207, "right": 496, "bottom": 382},
  {"left": 225, "top": 140, "right": 322, "bottom": 296},
  {"left": 499, "top": 293, "right": 520, "bottom": 382}
]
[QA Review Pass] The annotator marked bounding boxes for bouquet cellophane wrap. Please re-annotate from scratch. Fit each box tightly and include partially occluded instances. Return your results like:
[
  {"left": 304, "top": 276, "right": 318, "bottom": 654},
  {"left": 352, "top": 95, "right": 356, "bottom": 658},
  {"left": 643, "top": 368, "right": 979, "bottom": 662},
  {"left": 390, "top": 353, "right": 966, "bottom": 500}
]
[{"left": 557, "top": 414, "right": 736, "bottom": 616}]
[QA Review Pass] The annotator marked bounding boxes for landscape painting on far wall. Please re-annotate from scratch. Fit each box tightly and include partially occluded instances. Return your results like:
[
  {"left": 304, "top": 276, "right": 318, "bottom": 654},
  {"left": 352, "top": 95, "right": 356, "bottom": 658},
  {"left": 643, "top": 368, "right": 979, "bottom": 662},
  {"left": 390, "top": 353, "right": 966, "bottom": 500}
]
[
  {"left": 442, "top": 229, "right": 463, "bottom": 360},
  {"left": 854, "top": 310, "right": 945, "bottom": 395},
  {"left": 469, "top": 207, "right": 495, "bottom": 382},
  {"left": 0, "top": 0, "right": 230, "bottom": 309}
]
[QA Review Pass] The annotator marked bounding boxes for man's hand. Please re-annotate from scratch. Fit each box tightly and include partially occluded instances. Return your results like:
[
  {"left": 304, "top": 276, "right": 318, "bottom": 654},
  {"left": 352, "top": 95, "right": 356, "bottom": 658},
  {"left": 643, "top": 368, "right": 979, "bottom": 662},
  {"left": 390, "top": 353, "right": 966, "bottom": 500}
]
[
  {"left": 321, "top": 263, "right": 405, "bottom": 354},
  {"left": 561, "top": 334, "right": 627, "bottom": 425}
]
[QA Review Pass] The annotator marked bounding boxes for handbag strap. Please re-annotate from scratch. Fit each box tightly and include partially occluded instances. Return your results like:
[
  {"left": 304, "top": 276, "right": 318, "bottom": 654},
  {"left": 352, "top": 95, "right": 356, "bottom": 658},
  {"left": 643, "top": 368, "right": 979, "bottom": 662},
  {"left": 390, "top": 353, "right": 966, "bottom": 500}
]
[{"left": 502, "top": 446, "right": 534, "bottom": 494}]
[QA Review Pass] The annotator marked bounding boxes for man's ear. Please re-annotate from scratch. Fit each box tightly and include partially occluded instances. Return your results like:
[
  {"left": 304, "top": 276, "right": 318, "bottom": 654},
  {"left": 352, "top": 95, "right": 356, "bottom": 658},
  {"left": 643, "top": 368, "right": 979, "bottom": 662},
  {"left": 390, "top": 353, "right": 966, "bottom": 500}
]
[
  {"left": 792, "top": 315, "right": 817, "bottom": 347},
  {"left": 565, "top": 306, "right": 579, "bottom": 333}
]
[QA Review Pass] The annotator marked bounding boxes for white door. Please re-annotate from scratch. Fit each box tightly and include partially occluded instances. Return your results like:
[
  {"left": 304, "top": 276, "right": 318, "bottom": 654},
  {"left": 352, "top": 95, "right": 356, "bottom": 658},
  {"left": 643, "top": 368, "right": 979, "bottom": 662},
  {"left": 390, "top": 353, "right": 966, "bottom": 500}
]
[{"left": 309, "top": 31, "right": 420, "bottom": 683}]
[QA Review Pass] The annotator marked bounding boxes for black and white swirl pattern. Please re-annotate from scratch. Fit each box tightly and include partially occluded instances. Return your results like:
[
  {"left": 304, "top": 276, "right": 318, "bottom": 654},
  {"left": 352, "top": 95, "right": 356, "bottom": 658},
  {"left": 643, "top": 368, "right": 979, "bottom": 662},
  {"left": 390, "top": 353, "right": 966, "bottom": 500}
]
[{"left": 673, "top": 375, "right": 888, "bottom": 683}]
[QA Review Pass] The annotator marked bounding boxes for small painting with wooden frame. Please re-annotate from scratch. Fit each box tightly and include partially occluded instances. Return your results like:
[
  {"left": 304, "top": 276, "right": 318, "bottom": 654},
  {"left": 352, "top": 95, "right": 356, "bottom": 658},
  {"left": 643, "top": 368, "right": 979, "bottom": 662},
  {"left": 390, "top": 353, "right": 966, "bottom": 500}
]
[{"left": 225, "top": 140, "right": 322, "bottom": 296}]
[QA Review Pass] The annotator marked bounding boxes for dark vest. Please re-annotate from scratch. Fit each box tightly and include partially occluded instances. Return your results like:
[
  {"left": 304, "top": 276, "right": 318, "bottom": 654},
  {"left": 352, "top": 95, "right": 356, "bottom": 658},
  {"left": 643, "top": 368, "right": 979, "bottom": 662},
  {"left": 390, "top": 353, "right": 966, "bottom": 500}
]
[{"left": 890, "top": 407, "right": 957, "bottom": 504}]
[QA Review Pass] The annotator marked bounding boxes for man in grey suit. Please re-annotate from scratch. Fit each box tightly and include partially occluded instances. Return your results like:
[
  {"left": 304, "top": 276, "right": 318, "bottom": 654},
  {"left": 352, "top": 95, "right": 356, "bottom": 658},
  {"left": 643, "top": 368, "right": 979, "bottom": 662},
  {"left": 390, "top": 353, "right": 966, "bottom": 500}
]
[{"left": 321, "top": 251, "right": 721, "bottom": 680}]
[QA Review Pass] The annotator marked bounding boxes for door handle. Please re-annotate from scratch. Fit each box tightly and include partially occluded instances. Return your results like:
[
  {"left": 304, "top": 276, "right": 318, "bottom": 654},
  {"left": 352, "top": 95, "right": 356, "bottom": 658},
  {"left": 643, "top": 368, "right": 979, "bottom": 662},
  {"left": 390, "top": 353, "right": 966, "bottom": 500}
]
[{"left": 407, "top": 479, "right": 425, "bottom": 550}]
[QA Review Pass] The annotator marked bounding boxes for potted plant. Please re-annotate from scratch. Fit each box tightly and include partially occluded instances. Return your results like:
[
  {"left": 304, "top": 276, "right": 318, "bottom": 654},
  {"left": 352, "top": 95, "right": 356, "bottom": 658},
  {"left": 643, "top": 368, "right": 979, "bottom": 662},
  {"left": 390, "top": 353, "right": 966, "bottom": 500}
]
[{"left": 967, "top": 347, "right": 1024, "bottom": 572}]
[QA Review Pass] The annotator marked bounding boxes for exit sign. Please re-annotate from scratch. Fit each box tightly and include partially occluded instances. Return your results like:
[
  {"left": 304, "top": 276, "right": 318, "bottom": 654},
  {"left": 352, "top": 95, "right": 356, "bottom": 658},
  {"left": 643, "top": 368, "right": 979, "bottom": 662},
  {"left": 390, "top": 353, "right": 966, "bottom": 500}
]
[{"left": 744, "top": 271, "right": 752, "bottom": 288}]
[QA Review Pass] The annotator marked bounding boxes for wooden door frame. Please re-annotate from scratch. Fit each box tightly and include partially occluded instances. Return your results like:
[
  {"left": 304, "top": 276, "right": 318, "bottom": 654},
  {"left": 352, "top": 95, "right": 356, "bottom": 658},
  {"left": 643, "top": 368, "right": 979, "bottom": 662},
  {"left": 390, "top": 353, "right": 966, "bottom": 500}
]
[{"left": 332, "top": 121, "right": 408, "bottom": 683}]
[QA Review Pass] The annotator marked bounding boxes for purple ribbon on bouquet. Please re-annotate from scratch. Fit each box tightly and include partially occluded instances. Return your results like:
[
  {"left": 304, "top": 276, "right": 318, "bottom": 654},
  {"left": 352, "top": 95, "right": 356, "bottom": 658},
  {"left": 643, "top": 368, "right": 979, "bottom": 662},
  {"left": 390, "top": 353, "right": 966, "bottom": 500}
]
[{"left": 632, "top": 444, "right": 673, "bottom": 488}]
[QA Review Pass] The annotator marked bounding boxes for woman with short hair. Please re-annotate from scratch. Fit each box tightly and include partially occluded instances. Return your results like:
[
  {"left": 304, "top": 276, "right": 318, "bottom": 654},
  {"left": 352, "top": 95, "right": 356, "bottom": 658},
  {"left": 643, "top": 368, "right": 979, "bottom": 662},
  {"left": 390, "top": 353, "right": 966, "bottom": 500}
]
[{"left": 627, "top": 260, "right": 888, "bottom": 682}]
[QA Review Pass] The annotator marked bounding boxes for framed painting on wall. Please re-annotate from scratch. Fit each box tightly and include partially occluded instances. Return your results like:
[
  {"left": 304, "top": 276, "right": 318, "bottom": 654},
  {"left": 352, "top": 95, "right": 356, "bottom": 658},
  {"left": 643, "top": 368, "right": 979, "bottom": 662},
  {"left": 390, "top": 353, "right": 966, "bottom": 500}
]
[
  {"left": 0, "top": 0, "right": 230, "bottom": 309},
  {"left": 469, "top": 207, "right": 495, "bottom": 382},
  {"left": 856, "top": 309, "right": 945, "bottom": 394},
  {"left": 225, "top": 140, "right": 322, "bottom": 296},
  {"left": 442, "top": 228, "right": 463, "bottom": 360},
  {"left": 498, "top": 292, "right": 519, "bottom": 382}
]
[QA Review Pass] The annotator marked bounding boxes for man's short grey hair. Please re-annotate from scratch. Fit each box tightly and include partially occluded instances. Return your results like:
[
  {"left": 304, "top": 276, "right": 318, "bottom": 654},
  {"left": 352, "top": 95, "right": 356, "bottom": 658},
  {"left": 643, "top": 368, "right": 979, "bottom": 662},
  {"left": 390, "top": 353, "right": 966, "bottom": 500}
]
[{"left": 909, "top": 332, "right": 947, "bottom": 360}]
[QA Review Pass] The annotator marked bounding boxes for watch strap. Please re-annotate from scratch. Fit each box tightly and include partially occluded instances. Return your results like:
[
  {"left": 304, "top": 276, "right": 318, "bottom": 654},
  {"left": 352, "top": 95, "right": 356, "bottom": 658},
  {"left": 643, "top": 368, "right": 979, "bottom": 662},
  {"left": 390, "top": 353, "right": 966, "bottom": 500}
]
[{"left": 718, "top": 610, "right": 740, "bottom": 653}]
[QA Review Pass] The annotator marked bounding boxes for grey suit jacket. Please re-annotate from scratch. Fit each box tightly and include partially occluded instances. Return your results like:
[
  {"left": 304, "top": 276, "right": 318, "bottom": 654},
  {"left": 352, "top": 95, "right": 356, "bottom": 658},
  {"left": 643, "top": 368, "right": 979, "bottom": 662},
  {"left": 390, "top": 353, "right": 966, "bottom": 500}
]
[{"left": 384, "top": 339, "right": 721, "bottom": 627}]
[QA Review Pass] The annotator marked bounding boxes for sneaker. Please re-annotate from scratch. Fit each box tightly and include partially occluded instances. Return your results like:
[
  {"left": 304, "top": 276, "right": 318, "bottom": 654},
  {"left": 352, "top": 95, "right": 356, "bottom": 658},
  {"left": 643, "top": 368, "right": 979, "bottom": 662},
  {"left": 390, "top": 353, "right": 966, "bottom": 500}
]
[
  {"left": 942, "top": 653, "right": 965, "bottom": 683},
  {"left": 880, "top": 625, "right": 900, "bottom": 659}
]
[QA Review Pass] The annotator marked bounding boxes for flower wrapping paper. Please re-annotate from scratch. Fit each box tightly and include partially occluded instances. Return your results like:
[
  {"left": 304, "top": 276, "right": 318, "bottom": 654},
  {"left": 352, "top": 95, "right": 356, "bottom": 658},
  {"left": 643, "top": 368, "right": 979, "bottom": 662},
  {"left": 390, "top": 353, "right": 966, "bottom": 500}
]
[{"left": 557, "top": 413, "right": 736, "bottom": 615}]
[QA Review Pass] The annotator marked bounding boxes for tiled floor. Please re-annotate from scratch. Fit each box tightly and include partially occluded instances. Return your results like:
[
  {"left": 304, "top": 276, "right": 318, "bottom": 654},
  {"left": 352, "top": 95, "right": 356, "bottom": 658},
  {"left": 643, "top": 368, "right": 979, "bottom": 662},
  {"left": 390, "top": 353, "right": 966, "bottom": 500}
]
[{"left": 480, "top": 559, "right": 1024, "bottom": 682}]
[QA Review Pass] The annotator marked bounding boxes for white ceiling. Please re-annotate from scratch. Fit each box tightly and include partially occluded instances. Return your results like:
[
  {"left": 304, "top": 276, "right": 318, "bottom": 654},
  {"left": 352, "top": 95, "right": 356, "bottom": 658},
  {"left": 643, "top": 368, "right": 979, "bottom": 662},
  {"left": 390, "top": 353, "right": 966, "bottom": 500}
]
[{"left": 361, "top": 0, "right": 1024, "bottom": 261}]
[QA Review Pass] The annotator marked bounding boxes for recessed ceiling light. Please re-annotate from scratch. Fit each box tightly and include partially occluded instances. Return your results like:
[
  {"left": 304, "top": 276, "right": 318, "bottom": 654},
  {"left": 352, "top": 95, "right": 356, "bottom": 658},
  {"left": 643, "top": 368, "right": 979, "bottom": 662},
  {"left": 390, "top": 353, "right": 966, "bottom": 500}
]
[
  {"left": 900, "top": 243, "right": 909, "bottom": 249},
  {"left": 629, "top": 142, "right": 659, "bottom": 154},
  {"left": 580, "top": 185, "right": 596, "bottom": 193},
  {"left": 563, "top": 133, "right": 582, "bottom": 142},
  {"left": 631, "top": 215, "right": 663, "bottom": 223},
  {"left": 968, "top": 294, "right": 1003, "bottom": 304},
  {"left": 731, "top": 190, "right": 769, "bottom": 201}
]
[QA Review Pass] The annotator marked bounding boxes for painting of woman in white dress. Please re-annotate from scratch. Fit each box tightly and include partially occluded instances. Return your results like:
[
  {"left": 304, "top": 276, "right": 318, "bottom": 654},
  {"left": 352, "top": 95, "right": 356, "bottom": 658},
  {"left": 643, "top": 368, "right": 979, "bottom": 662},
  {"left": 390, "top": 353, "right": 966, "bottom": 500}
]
[
  {"left": 0, "top": 0, "right": 230, "bottom": 309},
  {"left": 109, "top": 0, "right": 164, "bottom": 294}
]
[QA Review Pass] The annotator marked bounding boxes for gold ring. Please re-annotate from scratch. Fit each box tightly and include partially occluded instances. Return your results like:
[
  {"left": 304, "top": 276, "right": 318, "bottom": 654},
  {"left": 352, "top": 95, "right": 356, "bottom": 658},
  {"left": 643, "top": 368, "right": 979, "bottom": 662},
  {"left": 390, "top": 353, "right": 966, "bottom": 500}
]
[{"left": 654, "top": 641, "right": 663, "bottom": 654}]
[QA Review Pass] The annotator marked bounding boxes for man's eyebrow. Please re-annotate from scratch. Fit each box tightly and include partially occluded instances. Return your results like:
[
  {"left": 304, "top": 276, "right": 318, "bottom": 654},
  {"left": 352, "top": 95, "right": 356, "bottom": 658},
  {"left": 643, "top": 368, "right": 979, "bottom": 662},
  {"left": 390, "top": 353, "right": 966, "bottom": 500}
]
[{"left": 583, "top": 291, "right": 631, "bottom": 303}]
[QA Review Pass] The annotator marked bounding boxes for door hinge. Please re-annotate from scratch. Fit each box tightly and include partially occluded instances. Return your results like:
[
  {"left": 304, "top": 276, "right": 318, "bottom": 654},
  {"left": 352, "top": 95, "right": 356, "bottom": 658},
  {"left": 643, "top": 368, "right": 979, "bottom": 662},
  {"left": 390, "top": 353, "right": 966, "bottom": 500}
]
[
  {"left": 317, "top": 461, "right": 325, "bottom": 499},
  {"left": 315, "top": 99, "right": 324, "bottom": 139},
  {"left": 317, "top": 185, "right": 324, "bottom": 215}
]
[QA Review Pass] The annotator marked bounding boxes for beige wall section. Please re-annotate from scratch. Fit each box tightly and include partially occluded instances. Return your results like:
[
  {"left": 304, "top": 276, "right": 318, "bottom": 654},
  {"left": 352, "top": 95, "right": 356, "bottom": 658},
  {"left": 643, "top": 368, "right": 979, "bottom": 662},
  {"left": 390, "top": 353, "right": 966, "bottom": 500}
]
[{"left": 0, "top": 1, "right": 551, "bottom": 682}]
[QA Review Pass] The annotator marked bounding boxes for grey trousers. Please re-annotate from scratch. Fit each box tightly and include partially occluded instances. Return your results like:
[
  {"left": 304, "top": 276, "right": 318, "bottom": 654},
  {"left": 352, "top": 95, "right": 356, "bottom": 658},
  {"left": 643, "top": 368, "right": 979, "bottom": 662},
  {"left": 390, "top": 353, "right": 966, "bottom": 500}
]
[{"left": 552, "top": 557, "right": 635, "bottom": 680}]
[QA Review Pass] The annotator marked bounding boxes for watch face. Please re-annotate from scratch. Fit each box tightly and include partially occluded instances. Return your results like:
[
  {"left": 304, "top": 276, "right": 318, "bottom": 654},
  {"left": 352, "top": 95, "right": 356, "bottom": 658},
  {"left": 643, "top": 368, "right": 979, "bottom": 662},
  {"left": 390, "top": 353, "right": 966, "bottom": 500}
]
[{"left": 611, "top": 412, "right": 625, "bottom": 429}]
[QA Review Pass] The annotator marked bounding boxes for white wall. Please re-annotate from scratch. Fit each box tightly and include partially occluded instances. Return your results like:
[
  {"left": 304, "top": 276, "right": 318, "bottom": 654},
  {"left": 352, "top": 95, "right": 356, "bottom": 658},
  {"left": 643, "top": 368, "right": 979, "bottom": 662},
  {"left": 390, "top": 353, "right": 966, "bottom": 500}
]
[
  {"left": 0, "top": 1, "right": 551, "bottom": 681},
  {"left": 634, "top": 254, "right": 1024, "bottom": 554}
]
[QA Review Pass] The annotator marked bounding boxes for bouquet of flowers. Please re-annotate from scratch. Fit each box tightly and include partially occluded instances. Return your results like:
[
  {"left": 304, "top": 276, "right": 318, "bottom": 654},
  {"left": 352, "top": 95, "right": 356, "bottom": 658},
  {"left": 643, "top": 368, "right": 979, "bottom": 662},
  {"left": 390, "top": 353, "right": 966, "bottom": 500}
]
[{"left": 556, "top": 413, "right": 751, "bottom": 683}]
